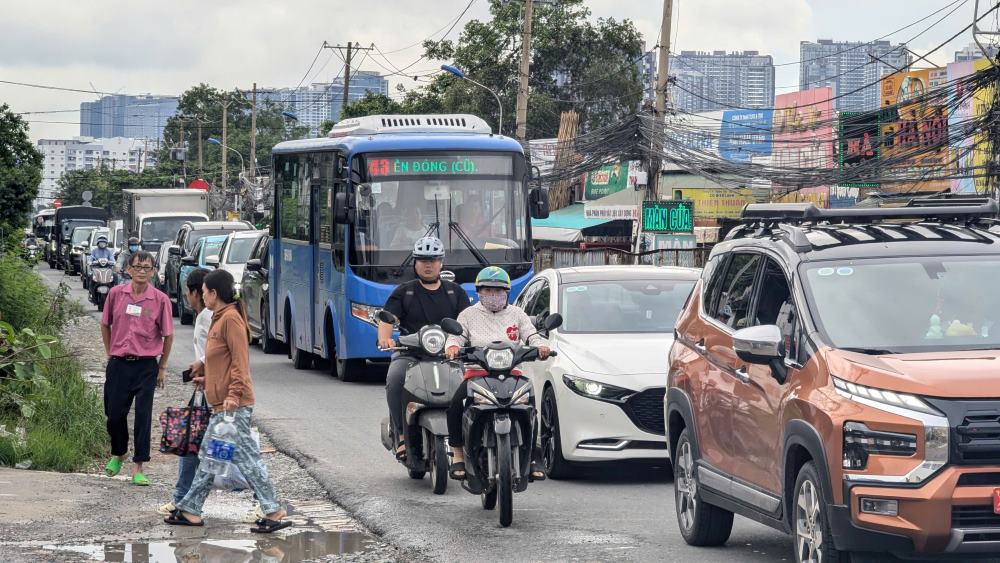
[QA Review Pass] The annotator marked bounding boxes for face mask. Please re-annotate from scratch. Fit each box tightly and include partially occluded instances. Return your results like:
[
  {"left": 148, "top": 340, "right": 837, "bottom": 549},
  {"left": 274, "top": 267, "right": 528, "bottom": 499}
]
[
  {"left": 98, "top": 243, "right": 107, "bottom": 249},
  {"left": 479, "top": 292, "right": 508, "bottom": 313},
  {"left": 129, "top": 245, "right": 139, "bottom": 252}
]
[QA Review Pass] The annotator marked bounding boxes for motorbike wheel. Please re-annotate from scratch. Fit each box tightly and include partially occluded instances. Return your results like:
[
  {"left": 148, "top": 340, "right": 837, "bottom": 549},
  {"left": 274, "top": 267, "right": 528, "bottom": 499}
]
[
  {"left": 497, "top": 435, "right": 513, "bottom": 527},
  {"left": 408, "top": 469, "right": 426, "bottom": 480},
  {"left": 97, "top": 293, "right": 106, "bottom": 312},
  {"left": 429, "top": 435, "right": 448, "bottom": 495}
]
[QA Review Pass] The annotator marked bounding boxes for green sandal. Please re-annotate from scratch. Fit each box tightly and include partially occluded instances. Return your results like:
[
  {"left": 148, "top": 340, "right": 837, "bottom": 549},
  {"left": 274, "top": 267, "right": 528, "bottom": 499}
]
[
  {"left": 105, "top": 458, "right": 122, "bottom": 477},
  {"left": 132, "top": 473, "right": 150, "bottom": 486}
]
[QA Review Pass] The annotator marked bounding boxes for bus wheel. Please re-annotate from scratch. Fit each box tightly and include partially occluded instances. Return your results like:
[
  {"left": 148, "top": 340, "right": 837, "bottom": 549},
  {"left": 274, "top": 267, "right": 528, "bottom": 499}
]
[
  {"left": 336, "top": 358, "right": 365, "bottom": 382},
  {"left": 289, "top": 319, "right": 313, "bottom": 370}
]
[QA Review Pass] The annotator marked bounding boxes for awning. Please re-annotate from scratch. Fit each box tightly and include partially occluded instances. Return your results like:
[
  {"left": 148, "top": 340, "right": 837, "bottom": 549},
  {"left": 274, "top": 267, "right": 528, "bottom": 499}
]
[{"left": 531, "top": 203, "right": 614, "bottom": 243}]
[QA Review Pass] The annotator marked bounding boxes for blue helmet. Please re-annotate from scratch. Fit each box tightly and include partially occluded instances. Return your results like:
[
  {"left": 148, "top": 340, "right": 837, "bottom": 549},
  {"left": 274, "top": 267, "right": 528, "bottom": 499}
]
[{"left": 475, "top": 266, "right": 511, "bottom": 290}]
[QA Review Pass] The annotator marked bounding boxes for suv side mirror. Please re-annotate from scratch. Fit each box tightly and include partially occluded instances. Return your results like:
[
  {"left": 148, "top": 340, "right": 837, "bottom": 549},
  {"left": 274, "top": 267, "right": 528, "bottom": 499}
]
[
  {"left": 205, "top": 255, "right": 220, "bottom": 268},
  {"left": 181, "top": 255, "right": 197, "bottom": 265},
  {"left": 168, "top": 246, "right": 181, "bottom": 256},
  {"left": 733, "top": 325, "right": 787, "bottom": 384},
  {"left": 246, "top": 258, "right": 262, "bottom": 272},
  {"left": 529, "top": 188, "right": 550, "bottom": 219}
]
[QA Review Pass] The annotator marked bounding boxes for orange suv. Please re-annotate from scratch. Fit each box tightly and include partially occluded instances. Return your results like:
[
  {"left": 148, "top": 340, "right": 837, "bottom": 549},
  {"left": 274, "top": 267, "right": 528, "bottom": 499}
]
[{"left": 667, "top": 200, "right": 1000, "bottom": 561}]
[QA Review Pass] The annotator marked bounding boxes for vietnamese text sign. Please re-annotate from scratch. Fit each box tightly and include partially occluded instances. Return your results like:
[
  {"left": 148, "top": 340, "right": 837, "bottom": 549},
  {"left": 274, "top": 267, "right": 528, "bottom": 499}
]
[
  {"left": 642, "top": 200, "right": 694, "bottom": 233},
  {"left": 584, "top": 162, "right": 629, "bottom": 200},
  {"left": 719, "top": 109, "right": 773, "bottom": 163},
  {"left": 584, "top": 205, "right": 639, "bottom": 220}
]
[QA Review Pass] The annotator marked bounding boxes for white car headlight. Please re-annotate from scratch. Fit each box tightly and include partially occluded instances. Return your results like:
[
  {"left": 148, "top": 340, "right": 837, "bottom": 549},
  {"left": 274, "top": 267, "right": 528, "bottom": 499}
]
[
  {"left": 485, "top": 348, "right": 514, "bottom": 370},
  {"left": 420, "top": 327, "right": 446, "bottom": 355},
  {"left": 832, "top": 377, "right": 938, "bottom": 415},
  {"left": 562, "top": 374, "right": 635, "bottom": 403}
]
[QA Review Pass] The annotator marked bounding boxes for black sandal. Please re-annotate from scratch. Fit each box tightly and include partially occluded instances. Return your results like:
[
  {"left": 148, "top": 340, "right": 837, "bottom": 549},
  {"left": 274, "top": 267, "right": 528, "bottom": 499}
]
[
  {"left": 529, "top": 461, "right": 546, "bottom": 481},
  {"left": 449, "top": 461, "right": 466, "bottom": 480},
  {"left": 251, "top": 518, "right": 293, "bottom": 534},
  {"left": 395, "top": 440, "right": 407, "bottom": 461},
  {"left": 164, "top": 509, "right": 204, "bottom": 527}
]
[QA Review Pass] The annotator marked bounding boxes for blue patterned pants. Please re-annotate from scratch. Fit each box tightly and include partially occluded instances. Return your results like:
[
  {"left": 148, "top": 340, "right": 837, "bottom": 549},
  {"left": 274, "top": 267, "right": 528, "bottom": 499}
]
[{"left": 176, "top": 407, "right": 281, "bottom": 516}]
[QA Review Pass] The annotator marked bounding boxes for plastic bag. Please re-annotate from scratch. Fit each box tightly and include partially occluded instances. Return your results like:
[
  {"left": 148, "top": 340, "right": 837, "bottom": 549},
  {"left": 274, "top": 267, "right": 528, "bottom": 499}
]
[{"left": 212, "top": 428, "right": 269, "bottom": 490}]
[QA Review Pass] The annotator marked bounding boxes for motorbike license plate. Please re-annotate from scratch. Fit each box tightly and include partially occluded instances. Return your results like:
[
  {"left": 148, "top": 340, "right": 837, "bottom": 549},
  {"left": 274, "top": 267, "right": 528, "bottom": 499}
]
[
  {"left": 994, "top": 488, "right": 1000, "bottom": 514},
  {"left": 97, "top": 286, "right": 109, "bottom": 294}
]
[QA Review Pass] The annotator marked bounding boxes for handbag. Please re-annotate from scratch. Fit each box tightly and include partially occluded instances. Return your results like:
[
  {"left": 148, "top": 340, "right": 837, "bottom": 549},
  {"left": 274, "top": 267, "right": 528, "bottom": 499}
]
[{"left": 159, "top": 389, "right": 211, "bottom": 456}]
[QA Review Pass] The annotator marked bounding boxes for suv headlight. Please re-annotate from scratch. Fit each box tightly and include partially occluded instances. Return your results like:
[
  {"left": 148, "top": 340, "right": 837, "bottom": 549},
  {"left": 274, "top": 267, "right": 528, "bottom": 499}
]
[
  {"left": 420, "top": 327, "right": 446, "bottom": 355},
  {"left": 562, "top": 374, "right": 635, "bottom": 403},
  {"left": 485, "top": 348, "right": 513, "bottom": 370},
  {"left": 833, "top": 377, "right": 948, "bottom": 484}
]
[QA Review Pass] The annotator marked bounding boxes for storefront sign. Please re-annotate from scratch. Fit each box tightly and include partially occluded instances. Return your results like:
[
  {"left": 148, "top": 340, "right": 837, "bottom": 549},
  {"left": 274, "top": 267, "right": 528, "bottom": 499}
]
[
  {"left": 642, "top": 200, "right": 694, "bottom": 233},
  {"left": 584, "top": 205, "right": 639, "bottom": 220}
]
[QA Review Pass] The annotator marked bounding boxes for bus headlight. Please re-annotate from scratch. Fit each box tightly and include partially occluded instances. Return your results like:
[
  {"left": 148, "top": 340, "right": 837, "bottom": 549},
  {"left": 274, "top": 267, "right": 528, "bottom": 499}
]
[{"left": 350, "top": 302, "right": 381, "bottom": 327}]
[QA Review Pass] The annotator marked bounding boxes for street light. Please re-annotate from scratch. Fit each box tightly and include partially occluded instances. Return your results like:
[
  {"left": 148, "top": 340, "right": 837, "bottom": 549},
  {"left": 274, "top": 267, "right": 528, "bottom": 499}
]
[
  {"left": 207, "top": 137, "right": 247, "bottom": 217},
  {"left": 441, "top": 64, "right": 504, "bottom": 136}
]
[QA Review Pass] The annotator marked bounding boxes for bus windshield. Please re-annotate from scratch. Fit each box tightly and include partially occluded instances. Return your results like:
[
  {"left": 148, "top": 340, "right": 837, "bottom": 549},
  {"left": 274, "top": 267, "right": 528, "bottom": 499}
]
[{"left": 351, "top": 153, "right": 526, "bottom": 266}]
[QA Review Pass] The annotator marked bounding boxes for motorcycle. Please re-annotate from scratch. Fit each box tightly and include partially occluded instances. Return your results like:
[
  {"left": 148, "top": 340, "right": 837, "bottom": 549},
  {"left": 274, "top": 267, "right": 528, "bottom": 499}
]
[
  {"left": 376, "top": 310, "right": 465, "bottom": 495},
  {"left": 89, "top": 258, "right": 116, "bottom": 312},
  {"left": 451, "top": 313, "right": 562, "bottom": 527},
  {"left": 23, "top": 243, "right": 39, "bottom": 261}
]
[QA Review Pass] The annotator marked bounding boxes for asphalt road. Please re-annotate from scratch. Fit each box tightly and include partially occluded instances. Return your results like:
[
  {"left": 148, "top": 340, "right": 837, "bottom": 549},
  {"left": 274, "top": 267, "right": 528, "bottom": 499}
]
[{"left": 42, "top": 266, "right": 794, "bottom": 562}]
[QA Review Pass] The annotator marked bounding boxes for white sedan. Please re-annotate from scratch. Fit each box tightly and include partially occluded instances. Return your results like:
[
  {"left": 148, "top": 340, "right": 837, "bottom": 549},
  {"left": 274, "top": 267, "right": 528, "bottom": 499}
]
[{"left": 514, "top": 265, "right": 699, "bottom": 478}]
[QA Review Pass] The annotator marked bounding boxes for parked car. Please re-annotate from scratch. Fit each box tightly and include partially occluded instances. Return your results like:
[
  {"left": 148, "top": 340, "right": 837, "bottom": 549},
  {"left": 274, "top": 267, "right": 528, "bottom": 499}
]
[
  {"left": 666, "top": 200, "right": 1000, "bottom": 562},
  {"left": 81, "top": 227, "right": 111, "bottom": 290},
  {"left": 154, "top": 242, "right": 174, "bottom": 291},
  {"left": 215, "top": 230, "right": 265, "bottom": 293},
  {"left": 108, "top": 219, "right": 125, "bottom": 255},
  {"left": 241, "top": 235, "right": 283, "bottom": 353},
  {"left": 164, "top": 221, "right": 254, "bottom": 316},
  {"left": 513, "top": 266, "right": 699, "bottom": 479},
  {"left": 177, "top": 235, "right": 227, "bottom": 325}
]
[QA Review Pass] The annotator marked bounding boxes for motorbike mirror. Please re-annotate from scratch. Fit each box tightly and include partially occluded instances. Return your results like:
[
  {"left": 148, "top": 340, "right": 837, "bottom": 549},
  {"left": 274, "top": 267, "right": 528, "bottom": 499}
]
[
  {"left": 441, "top": 318, "right": 464, "bottom": 336},
  {"left": 543, "top": 313, "right": 563, "bottom": 331},
  {"left": 376, "top": 309, "right": 398, "bottom": 325}
]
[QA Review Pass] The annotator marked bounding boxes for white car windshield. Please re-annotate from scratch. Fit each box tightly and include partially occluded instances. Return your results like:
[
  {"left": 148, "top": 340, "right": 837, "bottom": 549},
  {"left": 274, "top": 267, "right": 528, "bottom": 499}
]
[
  {"left": 803, "top": 257, "right": 1000, "bottom": 353},
  {"left": 225, "top": 237, "right": 258, "bottom": 264},
  {"left": 560, "top": 280, "right": 695, "bottom": 333}
]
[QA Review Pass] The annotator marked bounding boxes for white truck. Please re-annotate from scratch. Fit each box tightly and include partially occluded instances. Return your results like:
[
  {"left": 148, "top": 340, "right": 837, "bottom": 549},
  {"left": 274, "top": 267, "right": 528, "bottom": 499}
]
[{"left": 122, "top": 189, "right": 210, "bottom": 255}]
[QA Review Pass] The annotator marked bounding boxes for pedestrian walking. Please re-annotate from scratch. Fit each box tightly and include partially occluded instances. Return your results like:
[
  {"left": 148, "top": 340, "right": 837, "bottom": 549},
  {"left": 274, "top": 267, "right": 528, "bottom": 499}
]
[
  {"left": 100, "top": 250, "right": 174, "bottom": 486},
  {"left": 158, "top": 267, "right": 211, "bottom": 515},
  {"left": 165, "top": 269, "right": 290, "bottom": 533}
]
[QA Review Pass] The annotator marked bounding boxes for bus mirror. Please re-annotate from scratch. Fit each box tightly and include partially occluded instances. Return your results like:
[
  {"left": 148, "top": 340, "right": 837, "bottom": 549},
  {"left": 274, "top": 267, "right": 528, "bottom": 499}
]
[
  {"left": 529, "top": 188, "right": 550, "bottom": 219},
  {"left": 333, "top": 192, "right": 353, "bottom": 224}
]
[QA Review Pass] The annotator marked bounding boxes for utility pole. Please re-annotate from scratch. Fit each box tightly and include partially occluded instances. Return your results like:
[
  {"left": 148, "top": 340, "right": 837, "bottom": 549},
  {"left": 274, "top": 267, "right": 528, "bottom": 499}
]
[
  {"left": 651, "top": 0, "right": 674, "bottom": 202},
  {"left": 250, "top": 83, "right": 258, "bottom": 181},
  {"left": 515, "top": 0, "right": 536, "bottom": 141},
  {"left": 325, "top": 42, "right": 375, "bottom": 118},
  {"left": 221, "top": 96, "right": 230, "bottom": 218},
  {"left": 197, "top": 117, "right": 204, "bottom": 175}
]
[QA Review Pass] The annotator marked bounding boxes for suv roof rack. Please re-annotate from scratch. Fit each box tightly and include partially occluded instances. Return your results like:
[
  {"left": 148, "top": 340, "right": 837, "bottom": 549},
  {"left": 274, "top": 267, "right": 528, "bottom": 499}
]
[{"left": 741, "top": 200, "right": 999, "bottom": 225}]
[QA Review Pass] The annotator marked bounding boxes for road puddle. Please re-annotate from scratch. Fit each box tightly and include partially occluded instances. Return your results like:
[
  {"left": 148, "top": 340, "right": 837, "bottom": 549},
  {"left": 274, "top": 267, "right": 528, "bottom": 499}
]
[{"left": 44, "top": 530, "right": 379, "bottom": 562}]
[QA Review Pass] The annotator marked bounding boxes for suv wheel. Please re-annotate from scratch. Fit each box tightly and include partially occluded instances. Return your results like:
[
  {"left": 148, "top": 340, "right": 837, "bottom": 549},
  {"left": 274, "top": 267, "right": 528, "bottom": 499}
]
[
  {"left": 793, "top": 462, "right": 846, "bottom": 563},
  {"left": 674, "top": 428, "right": 733, "bottom": 546}
]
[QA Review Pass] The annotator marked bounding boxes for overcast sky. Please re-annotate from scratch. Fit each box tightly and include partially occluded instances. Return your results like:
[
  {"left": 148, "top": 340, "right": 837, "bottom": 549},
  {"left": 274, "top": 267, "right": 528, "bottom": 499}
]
[{"left": 0, "top": 0, "right": 986, "bottom": 142}]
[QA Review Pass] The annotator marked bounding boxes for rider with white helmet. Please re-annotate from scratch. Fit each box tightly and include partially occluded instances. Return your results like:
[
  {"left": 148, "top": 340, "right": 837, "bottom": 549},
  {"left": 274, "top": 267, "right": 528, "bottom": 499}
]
[{"left": 377, "top": 237, "right": 472, "bottom": 461}]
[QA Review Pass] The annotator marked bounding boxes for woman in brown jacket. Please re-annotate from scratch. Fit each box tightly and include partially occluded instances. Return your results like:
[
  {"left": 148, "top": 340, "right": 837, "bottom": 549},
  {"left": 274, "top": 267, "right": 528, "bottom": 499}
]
[{"left": 164, "top": 269, "right": 290, "bottom": 533}]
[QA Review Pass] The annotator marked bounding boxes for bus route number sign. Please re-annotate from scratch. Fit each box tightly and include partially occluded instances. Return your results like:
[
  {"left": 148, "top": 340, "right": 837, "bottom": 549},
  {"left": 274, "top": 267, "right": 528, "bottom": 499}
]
[
  {"left": 366, "top": 154, "right": 512, "bottom": 178},
  {"left": 643, "top": 200, "right": 694, "bottom": 233}
]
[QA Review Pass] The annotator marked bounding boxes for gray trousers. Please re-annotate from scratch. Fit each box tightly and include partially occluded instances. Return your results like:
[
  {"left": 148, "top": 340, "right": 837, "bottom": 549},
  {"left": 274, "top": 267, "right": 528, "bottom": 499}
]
[
  {"left": 386, "top": 354, "right": 415, "bottom": 438},
  {"left": 176, "top": 407, "right": 280, "bottom": 516}
]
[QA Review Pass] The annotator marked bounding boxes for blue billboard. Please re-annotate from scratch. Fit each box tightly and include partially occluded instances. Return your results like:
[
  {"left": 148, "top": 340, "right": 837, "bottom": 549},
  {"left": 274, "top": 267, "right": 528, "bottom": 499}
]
[{"left": 719, "top": 109, "right": 773, "bottom": 162}]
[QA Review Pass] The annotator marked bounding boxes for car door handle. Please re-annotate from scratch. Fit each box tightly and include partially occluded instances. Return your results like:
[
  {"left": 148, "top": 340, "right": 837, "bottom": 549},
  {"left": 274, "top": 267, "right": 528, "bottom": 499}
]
[
  {"left": 694, "top": 339, "right": 707, "bottom": 353},
  {"left": 734, "top": 368, "right": 751, "bottom": 384}
]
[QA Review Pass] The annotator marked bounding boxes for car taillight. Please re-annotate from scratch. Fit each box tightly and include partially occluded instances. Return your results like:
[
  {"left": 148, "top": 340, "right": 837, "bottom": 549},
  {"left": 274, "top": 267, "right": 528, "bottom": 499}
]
[{"left": 843, "top": 422, "right": 917, "bottom": 470}]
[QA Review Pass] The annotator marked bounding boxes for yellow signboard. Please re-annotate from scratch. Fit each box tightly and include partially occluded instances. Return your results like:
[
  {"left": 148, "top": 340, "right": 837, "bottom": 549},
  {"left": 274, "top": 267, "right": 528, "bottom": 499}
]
[
  {"left": 671, "top": 187, "right": 755, "bottom": 220},
  {"left": 973, "top": 58, "right": 995, "bottom": 193},
  {"left": 226, "top": 211, "right": 241, "bottom": 222},
  {"left": 879, "top": 69, "right": 950, "bottom": 193}
]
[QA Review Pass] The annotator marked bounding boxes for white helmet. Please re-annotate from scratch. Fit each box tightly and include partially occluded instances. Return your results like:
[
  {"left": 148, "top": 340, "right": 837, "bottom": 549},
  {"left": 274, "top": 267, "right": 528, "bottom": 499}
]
[{"left": 413, "top": 236, "right": 445, "bottom": 259}]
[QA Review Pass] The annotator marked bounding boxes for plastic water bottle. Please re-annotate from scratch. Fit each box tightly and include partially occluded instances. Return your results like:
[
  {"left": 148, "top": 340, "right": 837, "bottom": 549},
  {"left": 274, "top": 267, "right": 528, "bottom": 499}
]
[{"left": 200, "top": 414, "right": 238, "bottom": 476}]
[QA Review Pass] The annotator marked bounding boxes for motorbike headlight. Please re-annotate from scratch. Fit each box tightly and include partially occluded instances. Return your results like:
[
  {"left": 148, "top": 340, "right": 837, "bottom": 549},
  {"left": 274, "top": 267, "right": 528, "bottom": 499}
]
[
  {"left": 510, "top": 382, "right": 533, "bottom": 405},
  {"left": 562, "top": 374, "right": 635, "bottom": 403},
  {"left": 420, "top": 327, "right": 446, "bottom": 355},
  {"left": 485, "top": 348, "right": 514, "bottom": 370},
  {"left": 470, "top": 381, "right": 499, "bottom": 406}
]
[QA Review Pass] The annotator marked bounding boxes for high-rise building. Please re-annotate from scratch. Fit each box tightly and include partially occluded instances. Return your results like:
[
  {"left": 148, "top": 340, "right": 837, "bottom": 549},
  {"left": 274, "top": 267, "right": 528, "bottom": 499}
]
[
  {"left": 799, "top": 39, "right": 912, "bottom": 111},
  {"left": 669, "top": 51, "right": 775, "bottom": 113},
  {"left": 954, "top": 42, "right": 999, "bottom": 62},
  {"left": 36, "top": 137, "right": 159, "bottom": 206},
  {"left": 79, "top": 95, "right": 179, "bottom": 140},
  {"left": 638, "top": 46, "right": 657, "bottom": 105},
  {"left": 259, "top": 71, "right": 390, "bottom": 137}
]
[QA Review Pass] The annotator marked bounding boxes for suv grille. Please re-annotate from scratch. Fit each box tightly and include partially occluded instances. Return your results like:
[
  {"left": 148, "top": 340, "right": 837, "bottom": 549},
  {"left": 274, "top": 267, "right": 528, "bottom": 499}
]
[
  {"left": 623, "top": 388, "right": 665, "bottom": 436},
  {"left": 955, "top": 412, "right": 1000, "bottom": 465},
  {"left": 952, "top": 505, "right": 1000, "bottom": 529}
]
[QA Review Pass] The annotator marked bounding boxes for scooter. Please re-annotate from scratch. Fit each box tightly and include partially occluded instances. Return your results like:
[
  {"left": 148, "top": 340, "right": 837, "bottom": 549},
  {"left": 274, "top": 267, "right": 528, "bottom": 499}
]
[
  {"left": 376, "top": 310, "right": 465, "bottom": 495},
  {"left": 89, "top": 258, "right": 116, "bottom": 312},
  {"left": 451, "top": 313, "right": 562, "bottom": 527}
]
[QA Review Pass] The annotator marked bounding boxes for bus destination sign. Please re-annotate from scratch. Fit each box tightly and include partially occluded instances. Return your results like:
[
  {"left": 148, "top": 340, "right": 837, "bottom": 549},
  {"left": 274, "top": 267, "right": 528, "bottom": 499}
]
[
  {"left": 367, "top": 154, "right": 513, "bottom": 178},
  {"left": 642, "top": 200, "right": 694, "bottom": 233}
]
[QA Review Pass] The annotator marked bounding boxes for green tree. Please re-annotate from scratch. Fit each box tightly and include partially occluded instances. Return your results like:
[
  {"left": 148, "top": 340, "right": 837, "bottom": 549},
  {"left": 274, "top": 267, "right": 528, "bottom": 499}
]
[
  {"left": 405, "top": 0, "right": 643, "bottom": 138},
  {"left": 0, "top": 104, "right": 43, "bottom": 237}
]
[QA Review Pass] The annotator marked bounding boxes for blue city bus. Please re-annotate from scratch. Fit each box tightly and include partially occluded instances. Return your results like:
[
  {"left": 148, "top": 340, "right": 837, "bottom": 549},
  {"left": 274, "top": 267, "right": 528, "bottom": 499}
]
[{"left": 268, "top": 114, "right": 550, "bottom": 381}]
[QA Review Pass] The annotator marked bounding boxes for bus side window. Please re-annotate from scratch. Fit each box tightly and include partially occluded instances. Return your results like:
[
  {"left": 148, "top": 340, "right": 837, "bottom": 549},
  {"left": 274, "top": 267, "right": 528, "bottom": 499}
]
[
  {"left": 277, "top": 154, "right": 308, "bottom": 242},
  {"left": 332, "top": 182, "right": 346, "bottom": 272}
]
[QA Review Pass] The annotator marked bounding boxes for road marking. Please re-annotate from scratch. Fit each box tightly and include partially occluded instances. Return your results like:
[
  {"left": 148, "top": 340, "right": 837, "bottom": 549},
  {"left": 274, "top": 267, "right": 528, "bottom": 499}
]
[{"left": 0, "top": 493, "right": 17, "bottom": 497}]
